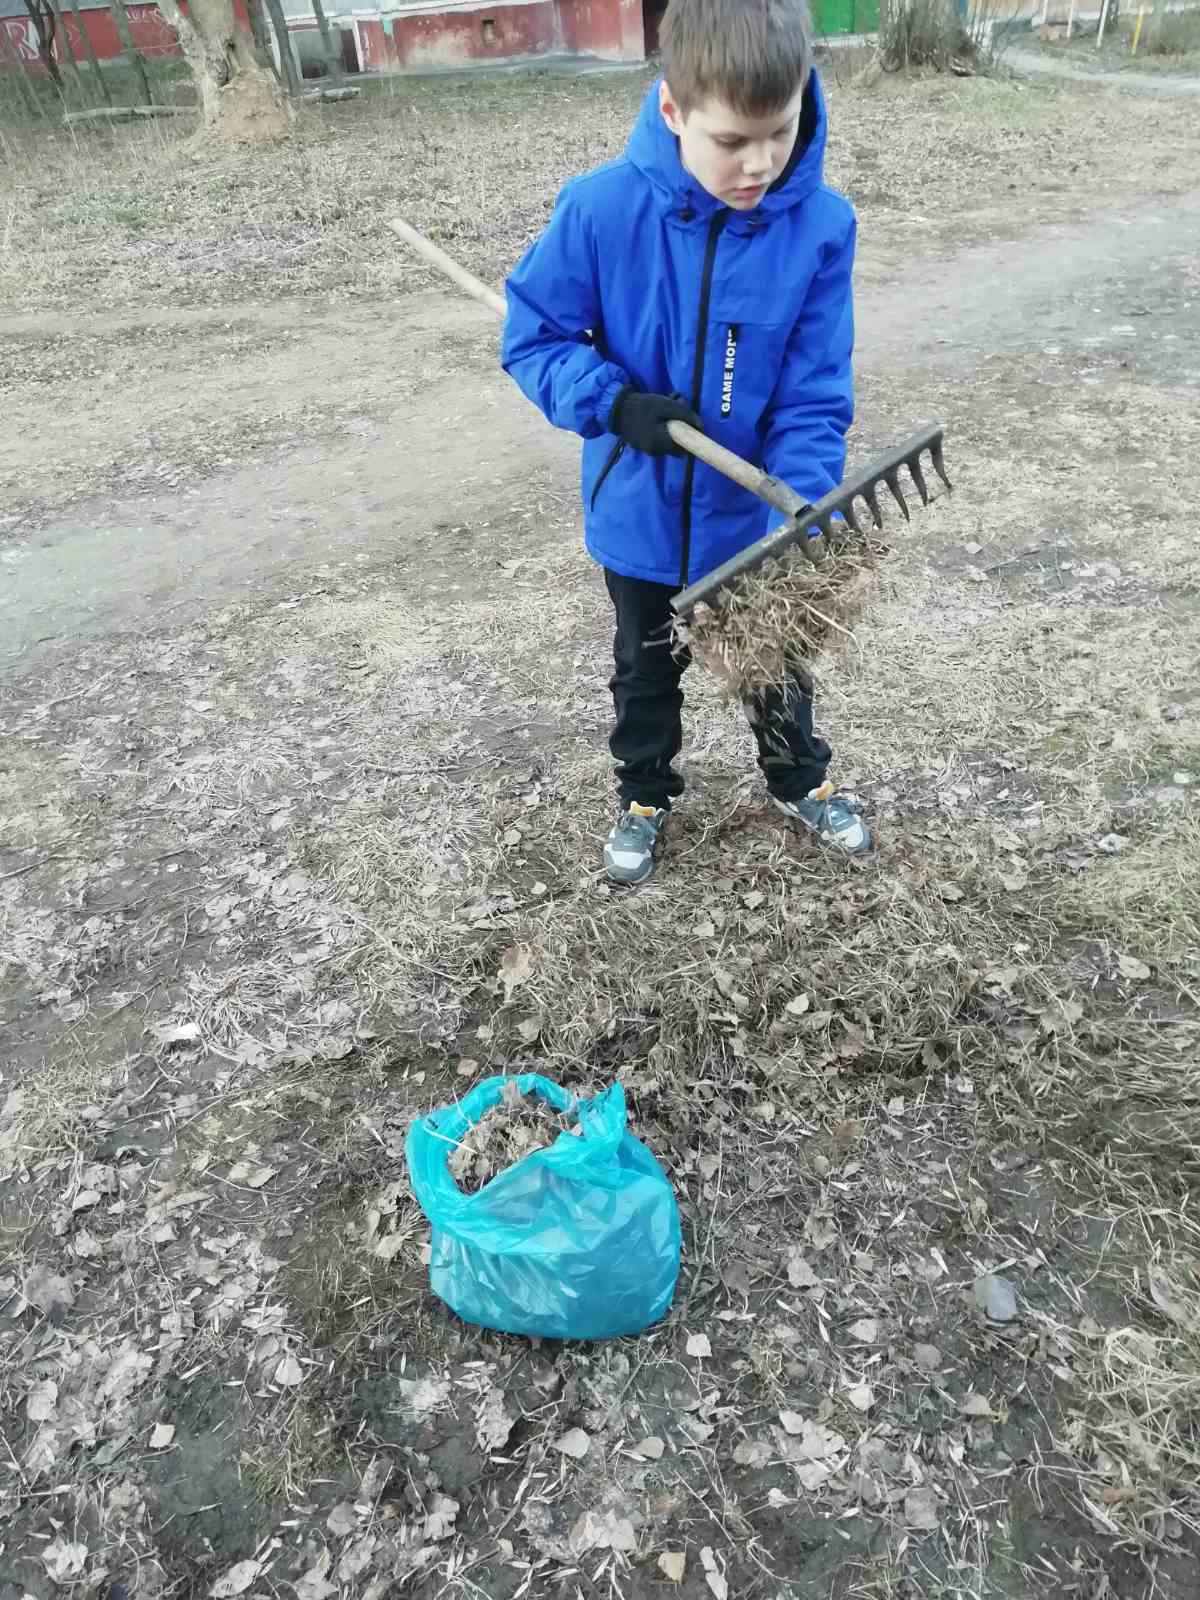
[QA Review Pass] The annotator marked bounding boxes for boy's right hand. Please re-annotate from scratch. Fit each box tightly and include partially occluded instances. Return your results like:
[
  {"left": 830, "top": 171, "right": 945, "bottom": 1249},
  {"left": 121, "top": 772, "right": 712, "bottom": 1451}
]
[{"left": 608, "top": 388, "right": 703, "bottom": 457}]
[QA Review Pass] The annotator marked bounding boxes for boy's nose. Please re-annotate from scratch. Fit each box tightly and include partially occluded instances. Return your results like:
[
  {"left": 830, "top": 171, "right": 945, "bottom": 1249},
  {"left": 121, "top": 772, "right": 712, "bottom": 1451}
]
[{"left": 742, "top": 148, "right": 773, "bottom": 179}]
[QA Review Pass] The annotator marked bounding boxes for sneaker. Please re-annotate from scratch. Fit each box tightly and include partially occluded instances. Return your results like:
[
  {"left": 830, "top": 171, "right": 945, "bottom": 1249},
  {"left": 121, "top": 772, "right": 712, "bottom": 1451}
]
[
  {"left": 771, "top": 782, "right": 872, "bottom": 856},
  {"left": 603, "top": 803, "right": 667, "bottom": 885}
]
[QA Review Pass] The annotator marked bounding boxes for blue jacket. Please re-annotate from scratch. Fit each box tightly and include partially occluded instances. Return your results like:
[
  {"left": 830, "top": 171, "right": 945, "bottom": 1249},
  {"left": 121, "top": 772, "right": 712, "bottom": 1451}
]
[{"left": 501, "top": 72, "right": 856, "bottom": 588}]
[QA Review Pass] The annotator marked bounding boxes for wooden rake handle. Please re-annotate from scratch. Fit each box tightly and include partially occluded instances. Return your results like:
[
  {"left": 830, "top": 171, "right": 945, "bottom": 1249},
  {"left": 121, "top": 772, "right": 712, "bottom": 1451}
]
[{"left": 387, "top": 217, "right": 811, "bottom": 528}]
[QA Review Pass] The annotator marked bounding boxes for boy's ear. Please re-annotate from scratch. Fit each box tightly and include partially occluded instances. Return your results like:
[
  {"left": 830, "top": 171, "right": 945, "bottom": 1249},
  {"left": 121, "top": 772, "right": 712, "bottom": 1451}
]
[{"left": 659, "top": 79, "right": 686, "bottom": 136}]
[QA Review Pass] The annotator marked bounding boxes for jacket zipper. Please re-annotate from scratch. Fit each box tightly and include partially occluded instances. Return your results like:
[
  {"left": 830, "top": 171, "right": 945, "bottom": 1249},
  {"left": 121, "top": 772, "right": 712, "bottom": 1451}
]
[{"left": 679, "top": 211, "right": 729, "bottom": 588}]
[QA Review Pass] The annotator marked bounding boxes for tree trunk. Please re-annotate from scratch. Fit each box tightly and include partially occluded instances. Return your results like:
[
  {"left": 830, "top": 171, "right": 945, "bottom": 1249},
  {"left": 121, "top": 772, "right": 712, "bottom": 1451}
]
[
  {"left": 68, "top": 0, "right": 113, "bottom": 104},
  {"left": 243, "top": 0, "right": 274, "bottom": 73},
  {"left": 155, "top": 0, "right": 291, "bottom": 140},
  {"left": 260, "top": 0, "right": 301, "bottom": 97},
  {"left": 47, "top": 0, "right": 87, "bottom": 102},
  {"left": 0, "top": 22, "right": 49, "bottom": 115},
  {"left": 108, "top": 0, "right": 152, "bottom": 103},
  {"left": 23, "top": 0, "right": 65, "bottom": 92},
  {"left": 310, "top": 0, "right": 343, "bottom": 81}
]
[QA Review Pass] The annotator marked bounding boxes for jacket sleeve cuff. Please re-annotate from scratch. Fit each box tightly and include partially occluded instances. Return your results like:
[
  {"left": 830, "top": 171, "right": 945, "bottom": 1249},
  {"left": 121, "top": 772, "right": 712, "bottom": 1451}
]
[{"left": 597, "top": 373, "right": 633, "bottom": 436}]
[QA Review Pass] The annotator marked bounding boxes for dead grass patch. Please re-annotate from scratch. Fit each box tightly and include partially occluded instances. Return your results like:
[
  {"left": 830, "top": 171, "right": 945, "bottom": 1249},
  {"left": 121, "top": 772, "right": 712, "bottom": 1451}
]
[
  {"left": 4, "top": 69, "right": 1200, "bottom": 322},
  {"left": 1053, "top": 822, "right": 1200, "bottom": 970}
]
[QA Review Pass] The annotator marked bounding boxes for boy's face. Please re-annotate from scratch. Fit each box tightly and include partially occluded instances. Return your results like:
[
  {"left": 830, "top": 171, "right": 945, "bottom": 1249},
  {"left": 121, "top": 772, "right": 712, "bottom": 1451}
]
[{"left": 659, "top": 80, "right": 806, "bottom": 212}]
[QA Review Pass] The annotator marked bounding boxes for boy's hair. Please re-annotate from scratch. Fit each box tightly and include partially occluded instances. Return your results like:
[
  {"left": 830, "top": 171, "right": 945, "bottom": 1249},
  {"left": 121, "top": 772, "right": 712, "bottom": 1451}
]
[{"left": 660, "top": 0, "right": 814, "bottom": 117}]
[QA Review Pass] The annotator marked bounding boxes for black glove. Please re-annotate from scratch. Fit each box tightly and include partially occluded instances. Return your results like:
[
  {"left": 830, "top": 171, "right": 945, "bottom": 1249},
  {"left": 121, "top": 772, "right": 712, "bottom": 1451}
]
[{"left": 608, "top": 387, "right": 703, "bottom": 457}]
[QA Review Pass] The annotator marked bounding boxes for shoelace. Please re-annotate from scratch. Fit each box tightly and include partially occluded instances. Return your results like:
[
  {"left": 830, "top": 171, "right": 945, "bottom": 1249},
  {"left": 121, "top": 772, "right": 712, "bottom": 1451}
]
[{"left": 618, "top": 812, "right": 658, "bottom": 845}]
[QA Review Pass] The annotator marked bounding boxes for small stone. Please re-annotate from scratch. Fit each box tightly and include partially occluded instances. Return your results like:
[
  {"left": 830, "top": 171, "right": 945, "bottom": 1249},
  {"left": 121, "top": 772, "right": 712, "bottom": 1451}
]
[{"left": 974, "top": 1274, "right": 1018, "bottom": 1323}]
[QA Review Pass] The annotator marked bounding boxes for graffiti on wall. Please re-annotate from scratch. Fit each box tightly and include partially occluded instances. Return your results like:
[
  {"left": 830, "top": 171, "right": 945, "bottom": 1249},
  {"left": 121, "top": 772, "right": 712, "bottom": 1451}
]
[{"left": 1, "top": 4, "right": 184, "bottom": 66}]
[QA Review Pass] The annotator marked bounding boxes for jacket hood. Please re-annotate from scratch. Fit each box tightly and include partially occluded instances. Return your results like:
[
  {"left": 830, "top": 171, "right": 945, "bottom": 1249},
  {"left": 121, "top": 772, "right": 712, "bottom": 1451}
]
[{"left": 625, "top": 70, "right": 829, "bottom": 225}]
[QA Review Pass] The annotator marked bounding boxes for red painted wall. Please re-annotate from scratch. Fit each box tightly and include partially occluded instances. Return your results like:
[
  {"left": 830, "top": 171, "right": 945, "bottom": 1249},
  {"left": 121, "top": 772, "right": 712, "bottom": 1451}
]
[
  {"left": 2, "top": 0, "right": 643, "bottom": 75},
  {"left": 371, "top": 1, "right": 560, "bottom": 69},
  {"left": 360, "top": 0, "right": 642, "bottom": 72},
  {"left": 1, "top": 1, "right": 252, "bottom": 70},
  {"left": 558, "top": 0, "right": 642, "bottom": 59}
]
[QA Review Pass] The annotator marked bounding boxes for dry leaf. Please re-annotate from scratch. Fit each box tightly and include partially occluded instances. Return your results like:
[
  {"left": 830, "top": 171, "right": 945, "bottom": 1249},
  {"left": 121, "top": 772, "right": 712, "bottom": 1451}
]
[
  {"left": 848, "top": 1318, "right": 879, "bottom": 1343},
  {"left": 42, "top": 1537, "right": 88, "bottom": 1582},
  {"left": 631, "top": 1435, "right": 665, "bottom": 1460},
  {"left": 155, "top": 1021, "right": 201, "bottom": 1047},
  {"left": 22, "top": 1265, "right": 75, "bottom": 1318},
  {"left": 475, "top": 1385, "right": 514, "bottom": 1453},
  {"left": 515, "top": 1017, "right": 541, "bottom": 1045},
  {"left": 904, "top": 1486, "right": 940, "bottom": 1530},
  {"left": 1117, "top": 953, "right": 1151, "bottom": 981},
  {"left": 785, "top": 993, "right": 811, "bottom": 1016},
  {"left": 555, "top": 1427, "right": 591, "bottom": 1460},
  {"left": 571, "top": 1509, "right": 636, "bottom": 1553},
  {"left": 795, "top": 1418, "right": 845, "bottom": 1461},
  {"left": 913, "top": 1343, "right": 942, "bottom": 1371},
  {"left": 659, "top": 1551, "right": 687, "bottom": 1584},
  {"left": 373, "top": 1232, "right": 408, "bottom": 1263},
  {"left": 499, "top": 944, "right": 534, "bottom": 1002},
  {"left": 1147, "top": 1266, "right": 1197, "bottom": 1331},
  {"left": 210, "top": 1559, "right": 262, "bottom": 1598},
  {"left": 326, "top": 1502, "right": 359, "bottom": 1537},
  {"left": 686, "top": 1332, "right": 712, "bottom": 1359},
  {"left": 295, "top": 1555, "right": 337, "bottom": 1600},
  {"left": 150, "top": 1422, "right": 176, "bottom": 1449},
  {"left": 274, "top": 1353, "right": 304, "bottom": 1387},
  {"left": 27, "top": 1380, "right": 58, "bottom": 1423},
  {"left": 778, "top": 1409, "right": 805, "bottom": 1435},
  {"left": 787, "top": 1252, "right": 818, "bottom": 1289},
  {"left": 700, "top": 1547, "right": 728, "bottom": 1600},
  {"left": 960, "top": 1393, "right": 994, "bottom": 1418},
  {"left": 845, "top": 1383, "right": 874, "bottom": 1412},
  {"left": 337, "top": 1534, "right": 376, "bottom": 1582},
  {"left": 424, "top": 1495, "right": 459, "bottom": 1540}
]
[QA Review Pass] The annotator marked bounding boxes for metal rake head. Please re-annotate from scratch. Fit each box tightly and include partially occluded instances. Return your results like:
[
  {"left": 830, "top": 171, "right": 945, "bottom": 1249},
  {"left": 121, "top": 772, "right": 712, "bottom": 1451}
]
[
  {"left": 673, "top": 425, "right": 952, "bottom": 618},
  {"left": 812, "top": 427, "right": 951, "bottom": 542}
]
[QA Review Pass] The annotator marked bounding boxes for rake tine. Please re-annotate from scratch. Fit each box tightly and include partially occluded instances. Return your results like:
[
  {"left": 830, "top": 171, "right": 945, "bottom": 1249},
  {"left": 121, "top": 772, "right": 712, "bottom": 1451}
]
[
  {"left": 883, "top": 469, "right": 911, "bottom": 522},
  {"left": 907, "top": 453, "right": 930, "bottom": 507},
  {"left": 671, "top": 422, "right": 948, "bottom": 618},
  {"left": 862, "top": 484, "right": 885, "bottom": 530}
]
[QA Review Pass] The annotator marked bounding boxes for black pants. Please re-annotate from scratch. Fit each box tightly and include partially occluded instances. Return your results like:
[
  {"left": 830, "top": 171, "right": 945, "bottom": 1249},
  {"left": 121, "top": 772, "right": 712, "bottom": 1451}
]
[{"left": 605, "top": 568, "right": 831, "bottom": 811}]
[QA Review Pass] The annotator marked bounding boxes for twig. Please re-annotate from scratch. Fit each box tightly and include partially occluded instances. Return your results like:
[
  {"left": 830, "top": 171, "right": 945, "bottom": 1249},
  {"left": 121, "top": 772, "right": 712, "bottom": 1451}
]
[
  {"left": 0, "top": 853, "right": 66, "bottom": 882},
  {"left": 43, "top": 672, "right": 113, "bottom": 711}
]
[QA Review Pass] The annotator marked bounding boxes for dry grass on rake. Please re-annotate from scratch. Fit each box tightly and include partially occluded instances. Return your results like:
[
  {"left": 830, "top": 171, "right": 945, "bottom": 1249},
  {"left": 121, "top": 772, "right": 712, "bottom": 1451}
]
[{"left": 676, "top": 534, "right": 889, "bottom": 698}]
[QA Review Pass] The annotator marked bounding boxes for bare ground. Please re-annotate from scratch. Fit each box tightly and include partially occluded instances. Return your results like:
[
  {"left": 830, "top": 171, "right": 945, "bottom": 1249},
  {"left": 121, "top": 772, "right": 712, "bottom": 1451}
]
[{"left": 2, "top": 61, "right": 1200, "bottom": 1600}]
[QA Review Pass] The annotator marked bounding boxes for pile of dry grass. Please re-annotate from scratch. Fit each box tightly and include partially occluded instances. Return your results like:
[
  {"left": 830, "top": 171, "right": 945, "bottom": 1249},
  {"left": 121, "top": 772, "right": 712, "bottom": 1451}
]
[{"left": 675, "top": 534, "right": 889, "bottom": 699}]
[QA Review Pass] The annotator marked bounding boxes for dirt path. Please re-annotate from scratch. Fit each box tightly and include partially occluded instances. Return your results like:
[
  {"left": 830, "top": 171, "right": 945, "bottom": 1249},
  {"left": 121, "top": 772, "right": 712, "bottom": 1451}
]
[
  {"left": 4, "top": 186, "right": 1198, "bottom": 675},
  {"left": 1006, "top": 45, "right": 1200, "bottom": 93}
]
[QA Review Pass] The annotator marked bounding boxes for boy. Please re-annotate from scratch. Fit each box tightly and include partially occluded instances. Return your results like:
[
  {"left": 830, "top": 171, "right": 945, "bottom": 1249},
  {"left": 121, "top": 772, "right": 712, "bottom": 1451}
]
[{"left": 502, "top": 0, "right": 870, "bottom": 885}]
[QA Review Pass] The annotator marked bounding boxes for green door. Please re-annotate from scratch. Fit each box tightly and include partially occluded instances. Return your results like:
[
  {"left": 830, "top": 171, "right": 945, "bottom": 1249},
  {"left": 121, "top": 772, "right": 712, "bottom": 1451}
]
[{"left": 810, "top": 0, "right": 879, "bottom": 34}]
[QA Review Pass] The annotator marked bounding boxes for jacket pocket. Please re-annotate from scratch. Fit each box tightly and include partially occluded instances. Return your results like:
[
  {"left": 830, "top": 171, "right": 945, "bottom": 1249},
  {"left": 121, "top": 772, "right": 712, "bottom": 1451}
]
[{"left": 590, "top": 439, "right": 626, "bottom": 510}]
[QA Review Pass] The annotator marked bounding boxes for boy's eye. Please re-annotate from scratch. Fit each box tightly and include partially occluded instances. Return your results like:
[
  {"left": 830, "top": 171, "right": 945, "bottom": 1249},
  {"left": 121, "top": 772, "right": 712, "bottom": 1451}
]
[{"left": 716, "top": 139, "right": 743, "bottom": 150}]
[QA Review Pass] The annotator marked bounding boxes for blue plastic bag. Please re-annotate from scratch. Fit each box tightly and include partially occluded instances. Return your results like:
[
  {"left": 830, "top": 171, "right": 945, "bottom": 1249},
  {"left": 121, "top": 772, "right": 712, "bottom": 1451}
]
[{"left": 406, "top": 1073, "right": 680, "bottom": 1341}]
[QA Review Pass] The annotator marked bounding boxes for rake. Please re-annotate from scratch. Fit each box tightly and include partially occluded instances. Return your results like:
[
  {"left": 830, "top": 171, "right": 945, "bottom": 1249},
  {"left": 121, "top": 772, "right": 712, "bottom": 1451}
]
[{"left": 388, "top": 218, "right": 952, "bottom": 683}]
